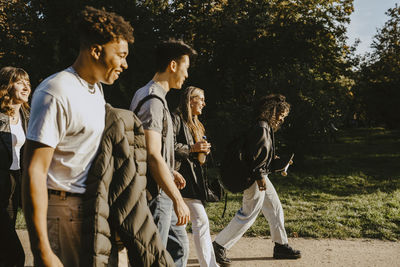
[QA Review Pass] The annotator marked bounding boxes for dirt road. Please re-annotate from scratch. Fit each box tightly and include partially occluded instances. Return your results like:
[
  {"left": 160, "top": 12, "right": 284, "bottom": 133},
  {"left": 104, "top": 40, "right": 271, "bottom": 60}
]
[{"left": 17, "top": 230, "right": 400, "bottom": 266}]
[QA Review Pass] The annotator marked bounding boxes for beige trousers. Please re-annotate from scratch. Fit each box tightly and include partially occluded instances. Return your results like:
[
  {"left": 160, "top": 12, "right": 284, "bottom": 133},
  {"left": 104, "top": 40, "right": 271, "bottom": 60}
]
[
  {"left": 215, "top": 177, "right": 288, "bottom": 249},
  {"left": 47, "top": 193, "right": 84, "bottom": 267}
]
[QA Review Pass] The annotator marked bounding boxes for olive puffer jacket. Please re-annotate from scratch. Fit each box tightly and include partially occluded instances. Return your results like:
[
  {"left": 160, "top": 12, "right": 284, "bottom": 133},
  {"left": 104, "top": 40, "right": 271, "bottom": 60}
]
[{"left": 83, "top": 104, "right": 174, "bottom": 267}]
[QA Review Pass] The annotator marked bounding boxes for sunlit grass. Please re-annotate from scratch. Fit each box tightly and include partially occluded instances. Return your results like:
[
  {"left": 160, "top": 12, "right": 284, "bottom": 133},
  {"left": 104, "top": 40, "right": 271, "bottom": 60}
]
[
  {"left": 206, "top": 183, "right": 400, "bottom": 240},
  {"left": 205, "top": 128, "right": 400, "bottom": 240},
  {"left": 16, "top": 208, "right": 25, "bottom": 229}
]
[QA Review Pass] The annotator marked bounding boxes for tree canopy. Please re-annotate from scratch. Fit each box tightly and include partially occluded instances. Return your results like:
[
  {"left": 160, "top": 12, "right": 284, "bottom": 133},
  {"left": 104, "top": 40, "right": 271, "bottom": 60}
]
[
  {"left": 1, "top": 0, "right": 399, "bottom": 158},
  {"left": 354, "top": 4, "right": 400, "bottom": 129}
]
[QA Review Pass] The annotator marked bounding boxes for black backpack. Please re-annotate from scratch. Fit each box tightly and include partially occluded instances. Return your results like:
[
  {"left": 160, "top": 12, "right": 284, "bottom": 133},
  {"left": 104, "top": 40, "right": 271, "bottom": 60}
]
[{"left": 219, "top": 132, "right": 253, "bottom": 193}]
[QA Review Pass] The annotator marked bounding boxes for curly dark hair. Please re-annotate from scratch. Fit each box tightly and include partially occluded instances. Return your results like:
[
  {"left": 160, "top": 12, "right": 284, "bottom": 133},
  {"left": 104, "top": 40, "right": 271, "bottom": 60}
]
[
  {"left": 0, "top": 66, "right": 30, "bottom": 116},
  {"left": 155, "top": 39, "right": 197, "bottom": 73},
  {"left": 78, "top": 6, "right": 134, "bottom": 48},
  {"left": 255, "top": 94, "right": 290, "bottom": 132}
]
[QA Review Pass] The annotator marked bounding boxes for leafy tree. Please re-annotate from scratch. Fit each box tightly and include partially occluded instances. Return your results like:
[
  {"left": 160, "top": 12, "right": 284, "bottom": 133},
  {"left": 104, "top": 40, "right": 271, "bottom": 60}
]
[
  {"left": 0, "top": 1, "right": 39, "bottom": 73},
  {"left": 164, "top": 0, "right": 355, "bottom": 157},
  {"left": 355, "top": 4, "right": 400, "bottom": 129},
  {"left": 1, "top": 0, "right": 358, "bottom": 159}
]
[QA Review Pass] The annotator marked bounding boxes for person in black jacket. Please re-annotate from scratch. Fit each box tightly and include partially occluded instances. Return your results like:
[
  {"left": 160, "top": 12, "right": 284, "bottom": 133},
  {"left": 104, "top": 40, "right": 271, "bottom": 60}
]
[
  {"left": 0, "top": 66, "right": 31, "bottom": 267},
  {"left": 212, "top": 94, "right": 301, "bottom": 266},
  {"left": 172, "top": 86, "right": 218, "bottom": 267}
]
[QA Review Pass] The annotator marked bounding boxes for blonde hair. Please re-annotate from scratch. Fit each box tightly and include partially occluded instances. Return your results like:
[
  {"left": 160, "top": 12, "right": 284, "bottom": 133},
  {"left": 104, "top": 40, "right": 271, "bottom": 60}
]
[
  {"left": 0, "top": 66, "right": 30, "bottom": 116},
  {"left": 178, "top": 86, "right": 205, "bottom": 140}
]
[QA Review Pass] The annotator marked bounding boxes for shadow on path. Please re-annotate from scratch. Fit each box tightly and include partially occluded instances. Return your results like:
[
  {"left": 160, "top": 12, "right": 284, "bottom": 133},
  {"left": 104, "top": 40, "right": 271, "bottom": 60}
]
[
  {"left": 187, "top": 256, "right": 275, "bottom": 267},
  {"left": 231, "top": 256, "right": 274, "bottom": 261}
]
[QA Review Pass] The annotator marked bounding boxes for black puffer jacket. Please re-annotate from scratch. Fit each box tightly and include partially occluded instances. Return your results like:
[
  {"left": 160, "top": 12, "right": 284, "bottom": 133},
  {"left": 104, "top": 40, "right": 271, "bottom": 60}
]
[{"left": 83, "top": 104, "right": 174, "bottom": 267}]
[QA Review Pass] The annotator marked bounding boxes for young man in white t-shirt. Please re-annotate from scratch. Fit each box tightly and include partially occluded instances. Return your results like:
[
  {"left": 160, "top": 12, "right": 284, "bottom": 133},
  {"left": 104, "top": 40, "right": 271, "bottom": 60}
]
[{"left": 21, "top": 7, "right": 134, "bottom": 267}]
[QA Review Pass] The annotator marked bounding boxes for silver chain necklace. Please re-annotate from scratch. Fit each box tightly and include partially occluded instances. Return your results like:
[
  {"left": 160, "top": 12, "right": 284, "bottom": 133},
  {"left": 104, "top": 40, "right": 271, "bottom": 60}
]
[{"left": 71, "top": 67, "right": 96, "bottom": 94}]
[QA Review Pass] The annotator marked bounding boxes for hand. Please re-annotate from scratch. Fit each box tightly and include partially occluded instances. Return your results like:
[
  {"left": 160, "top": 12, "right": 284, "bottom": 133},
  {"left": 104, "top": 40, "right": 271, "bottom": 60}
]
[
  {"left": 36, "top": 250, "right": 63, "bottom": 267},
  {"left": 173, "top": 199, "right": 190, "bottom": 226},
  {"left": 191, "top": 141, "right": 211, "bottom": 154},
  {"left": 256, "top": 178, "right": 267, "bottom": 191},
  {"left": 173, "top": 170, "right": 186, "bottom": 189}
]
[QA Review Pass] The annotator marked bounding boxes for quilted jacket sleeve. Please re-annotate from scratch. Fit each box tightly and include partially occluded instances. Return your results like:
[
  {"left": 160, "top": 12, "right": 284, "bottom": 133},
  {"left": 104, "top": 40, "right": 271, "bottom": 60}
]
[{"left": 107, "top": 106, "right": 175, "bottom": 267}]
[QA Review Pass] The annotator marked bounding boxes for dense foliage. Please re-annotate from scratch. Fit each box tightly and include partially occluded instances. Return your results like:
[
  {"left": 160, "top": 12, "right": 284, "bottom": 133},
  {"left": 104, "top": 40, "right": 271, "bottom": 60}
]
[
  {"left": 1, "top": 0, "right": 399, "bottom": 159},
  {"left": 354, "top": 4, "right": 400, "bottom": 129}
]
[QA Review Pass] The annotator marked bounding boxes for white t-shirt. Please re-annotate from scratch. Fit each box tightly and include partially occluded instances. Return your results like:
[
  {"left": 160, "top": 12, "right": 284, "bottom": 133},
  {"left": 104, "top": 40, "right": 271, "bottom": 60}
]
[
  {"left": 27, "top": 67, "right": 106, "bottom": 193},
  {"left": 10, "top": 118, "right": 26, "bottom": 170}
]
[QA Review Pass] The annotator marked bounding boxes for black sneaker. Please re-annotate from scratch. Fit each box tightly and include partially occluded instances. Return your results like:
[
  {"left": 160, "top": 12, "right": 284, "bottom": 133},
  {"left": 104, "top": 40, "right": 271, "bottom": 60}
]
[
  {"left": 273, "top": 243, "right": 301, "bottom": 259},
  {"left": 212, "top": 241, "right": 232, "bottom": 266}
]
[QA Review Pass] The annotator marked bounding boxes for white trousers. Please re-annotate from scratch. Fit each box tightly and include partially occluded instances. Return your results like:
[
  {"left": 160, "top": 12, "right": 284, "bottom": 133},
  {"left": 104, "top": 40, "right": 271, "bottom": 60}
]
[
  {"left": 184, "top": 198, "right": 219, "bottom": 267},
  {"left": 215, "top": 177, "right": 288, "bottom": 249}
]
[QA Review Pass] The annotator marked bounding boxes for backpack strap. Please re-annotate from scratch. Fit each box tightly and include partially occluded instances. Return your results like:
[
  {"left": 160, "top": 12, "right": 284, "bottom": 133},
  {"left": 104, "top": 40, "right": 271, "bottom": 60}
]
[
  {"left": 222, "top": 193, "right": 228, "bottom": 218},
  {"left": 134, "top": 94, "right": 169, "bottom": 199},
  {"left": 134, "top": 94, "right": 168, "bottom": 154}
]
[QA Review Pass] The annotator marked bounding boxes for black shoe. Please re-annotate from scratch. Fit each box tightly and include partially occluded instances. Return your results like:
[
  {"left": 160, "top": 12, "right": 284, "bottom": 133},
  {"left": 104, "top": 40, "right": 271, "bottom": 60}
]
[
  {"left": 213, "top": 241, "right": 232, "bottom": 266},
  {"left": 273, "top": 243, "right": 301, "bottom": 259}
]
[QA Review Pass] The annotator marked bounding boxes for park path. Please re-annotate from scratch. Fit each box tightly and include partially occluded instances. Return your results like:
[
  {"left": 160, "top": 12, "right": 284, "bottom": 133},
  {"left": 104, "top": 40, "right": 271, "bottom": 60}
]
[{"left": 17, "top": 230, "right": 400, "bottom": 267}]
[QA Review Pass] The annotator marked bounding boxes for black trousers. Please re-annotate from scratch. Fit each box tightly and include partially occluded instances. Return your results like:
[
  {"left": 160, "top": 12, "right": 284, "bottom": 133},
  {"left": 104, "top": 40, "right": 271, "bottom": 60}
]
[{"left": 0, "top": 170, "right": 25, "bottom": 267}]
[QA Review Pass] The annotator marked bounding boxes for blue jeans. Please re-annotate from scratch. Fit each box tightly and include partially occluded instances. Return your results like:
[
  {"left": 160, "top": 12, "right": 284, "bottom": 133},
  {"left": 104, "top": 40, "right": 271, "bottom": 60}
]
[{"left": 150, "top": 190, "right": 189, "bottom": 267}]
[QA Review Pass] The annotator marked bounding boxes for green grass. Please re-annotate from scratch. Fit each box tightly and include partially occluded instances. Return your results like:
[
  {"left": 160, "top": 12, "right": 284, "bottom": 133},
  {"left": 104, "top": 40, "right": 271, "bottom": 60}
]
[
  {"left": 17, "top": 128, "right": 400, "bottom": 240},
  {"left": 16, "top": 208, "right": 26, "bottom": 229},
  {"left": 205, "top": 127, "right": 400, "bottom": 240}
]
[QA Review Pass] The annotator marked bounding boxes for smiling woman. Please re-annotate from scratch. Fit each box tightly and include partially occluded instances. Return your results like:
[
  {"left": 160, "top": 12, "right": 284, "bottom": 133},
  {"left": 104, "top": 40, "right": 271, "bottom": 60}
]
[
  {"left": 172, "top": 86, "right": 218, "bottom": 267},
  {"left": 0, "top": 67, "right": 30, "bottom": 119},
  {"left": 0, "top": 66, "right": 31, "bottom": 267}
]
